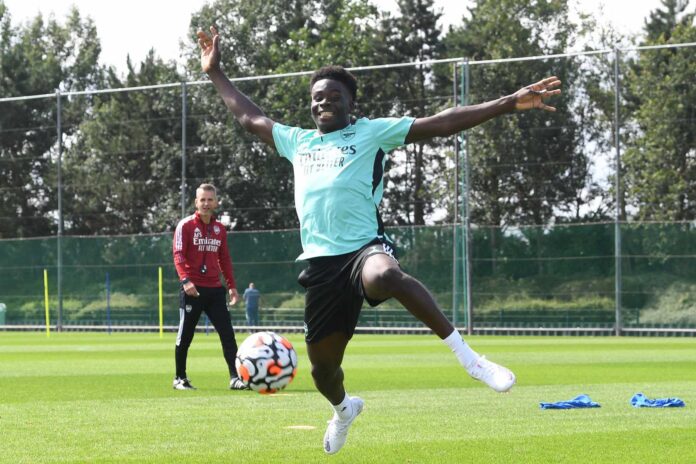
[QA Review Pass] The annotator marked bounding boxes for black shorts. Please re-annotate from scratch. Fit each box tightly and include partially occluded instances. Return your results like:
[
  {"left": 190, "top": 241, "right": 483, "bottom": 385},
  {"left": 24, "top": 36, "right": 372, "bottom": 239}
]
[{"left": 298, "top": 238, "right": 398, "bottom": 344}]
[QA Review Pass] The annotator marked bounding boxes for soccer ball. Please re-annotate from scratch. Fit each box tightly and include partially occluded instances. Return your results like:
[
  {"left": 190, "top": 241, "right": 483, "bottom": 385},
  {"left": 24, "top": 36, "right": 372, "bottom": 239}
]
[{"left": 235, "top": 331, "right": 298, "bottom": 394}]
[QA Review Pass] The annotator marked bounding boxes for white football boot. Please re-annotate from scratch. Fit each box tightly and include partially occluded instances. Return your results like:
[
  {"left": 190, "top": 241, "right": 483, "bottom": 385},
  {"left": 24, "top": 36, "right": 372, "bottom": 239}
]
[
  {"left": 467, "top": 356, "right": 516, "bottom": 392},
  {"left": 323, "top": 396, "right": 364, "bottom": 455}
]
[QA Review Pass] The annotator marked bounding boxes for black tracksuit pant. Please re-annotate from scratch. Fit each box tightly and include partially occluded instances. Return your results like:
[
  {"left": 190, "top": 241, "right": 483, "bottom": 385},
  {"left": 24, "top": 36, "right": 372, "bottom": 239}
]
[{"left": 175, "top": 286, "right": 238, "bottom": 379}]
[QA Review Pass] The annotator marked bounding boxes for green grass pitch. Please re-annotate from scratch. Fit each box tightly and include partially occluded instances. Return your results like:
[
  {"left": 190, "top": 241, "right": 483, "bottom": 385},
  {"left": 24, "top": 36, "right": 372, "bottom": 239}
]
[{"left": 1, "top": 332, "right": 695, "bottom": 463}]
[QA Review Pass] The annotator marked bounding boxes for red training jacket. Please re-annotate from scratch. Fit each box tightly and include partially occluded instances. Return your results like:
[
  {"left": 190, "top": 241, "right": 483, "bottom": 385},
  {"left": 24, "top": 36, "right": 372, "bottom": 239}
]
[{"left": 173, "top": 211, "right": 236, "bottom": 289}]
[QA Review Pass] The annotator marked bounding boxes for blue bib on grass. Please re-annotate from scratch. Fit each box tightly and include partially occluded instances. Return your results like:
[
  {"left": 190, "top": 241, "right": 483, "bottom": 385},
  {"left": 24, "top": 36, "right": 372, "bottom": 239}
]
[
  {"left": 540, "top": 394, "right": 601, "bottom": 409},
  {"left": 630, "top": 393, "right": 685, "bottom": 408}
]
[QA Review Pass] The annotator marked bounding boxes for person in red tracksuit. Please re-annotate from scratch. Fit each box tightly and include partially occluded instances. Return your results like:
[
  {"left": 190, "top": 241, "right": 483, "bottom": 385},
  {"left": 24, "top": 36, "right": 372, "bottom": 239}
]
[{"left": 172, "top": 183, "right": 248, "bottom": 391}]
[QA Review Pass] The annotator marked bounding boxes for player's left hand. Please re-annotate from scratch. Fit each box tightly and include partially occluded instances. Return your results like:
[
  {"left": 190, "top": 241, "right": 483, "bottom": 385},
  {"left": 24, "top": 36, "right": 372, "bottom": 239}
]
[
  {"left": 229, "top": 288, "right": 239, "bottom": 306},
  {"left": 514, "top": 76, "right": 562, "bottom": 112}
]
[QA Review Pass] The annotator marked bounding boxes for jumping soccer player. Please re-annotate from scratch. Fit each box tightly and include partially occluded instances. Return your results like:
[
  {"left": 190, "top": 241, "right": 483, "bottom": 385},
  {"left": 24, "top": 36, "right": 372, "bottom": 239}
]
[
  {"left": 172, "top": 183, "right": 248, "bottom": 391},
  {"left": 197, "top": 26, "right": 561, "bottom": 453}
]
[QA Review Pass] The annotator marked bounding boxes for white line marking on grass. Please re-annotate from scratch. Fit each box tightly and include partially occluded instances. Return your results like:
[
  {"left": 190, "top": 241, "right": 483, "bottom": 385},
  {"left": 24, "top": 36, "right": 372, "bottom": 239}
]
[{"left": 286, "top": 425, "right": 316, "bottom": 430}]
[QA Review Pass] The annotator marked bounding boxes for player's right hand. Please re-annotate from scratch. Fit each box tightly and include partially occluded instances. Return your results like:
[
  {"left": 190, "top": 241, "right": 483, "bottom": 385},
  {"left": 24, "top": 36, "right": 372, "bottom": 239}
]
[{"left": 198, "top": 25, "right": 221, "bottom": 73}]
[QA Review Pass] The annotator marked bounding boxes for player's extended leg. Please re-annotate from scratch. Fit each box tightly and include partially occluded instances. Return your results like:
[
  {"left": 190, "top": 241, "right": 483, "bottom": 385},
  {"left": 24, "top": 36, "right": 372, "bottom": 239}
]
[
  {"left": 361, "top": 253, "right": 515, "bottom": 392},
  {"left": 361, "top": 253, "right": 454, "bottom": 337},
  {"left": 307, "top": 331, "right": 364, "bottom": 454}
]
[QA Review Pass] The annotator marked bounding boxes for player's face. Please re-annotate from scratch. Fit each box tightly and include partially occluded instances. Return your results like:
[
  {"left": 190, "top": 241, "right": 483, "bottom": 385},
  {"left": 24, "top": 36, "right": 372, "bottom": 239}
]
[
  {"left": 310, "top": 79, "right": 354, "bottom": 134},
  {"left": 195, "top": 189, "right": 218, "bottom": 219}
]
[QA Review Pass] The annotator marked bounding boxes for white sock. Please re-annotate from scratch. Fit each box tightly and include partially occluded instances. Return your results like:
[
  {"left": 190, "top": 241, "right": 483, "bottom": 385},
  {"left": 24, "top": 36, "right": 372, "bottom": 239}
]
[
  {"left": 443, "top": 329, "right": 479, "bottom": 369},
  {"left": 332, "top": 393, "right": 353, "bottom": 421}
]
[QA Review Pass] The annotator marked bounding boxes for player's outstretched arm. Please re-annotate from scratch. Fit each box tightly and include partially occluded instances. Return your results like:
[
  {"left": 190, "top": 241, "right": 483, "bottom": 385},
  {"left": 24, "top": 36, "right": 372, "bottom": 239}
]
[
  {"left": 198, "top": 26, "right": 276, "bottom": 148},
  {"left": 405, "top": 76, "right": 561, "bottom": 144}
]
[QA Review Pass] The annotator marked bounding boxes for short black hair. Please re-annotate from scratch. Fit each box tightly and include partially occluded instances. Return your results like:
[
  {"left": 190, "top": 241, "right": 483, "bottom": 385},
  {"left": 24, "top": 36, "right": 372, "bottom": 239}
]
[{"left": 309, "top": 66, "right": 358, "bottom": 101}]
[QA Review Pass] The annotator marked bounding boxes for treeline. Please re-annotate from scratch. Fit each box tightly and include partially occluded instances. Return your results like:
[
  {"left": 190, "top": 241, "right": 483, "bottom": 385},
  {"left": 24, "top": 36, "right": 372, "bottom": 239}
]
[{"left": 0, "top": 0, "right": 694, "bottom": 239}]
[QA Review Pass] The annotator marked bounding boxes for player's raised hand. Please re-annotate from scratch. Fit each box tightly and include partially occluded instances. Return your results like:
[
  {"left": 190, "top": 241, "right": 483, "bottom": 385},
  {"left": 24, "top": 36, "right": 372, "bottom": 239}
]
[
  {"left": 513, "top": 76, "right": 562, "bottom": 112},
  {"left": 198, "top": 25, "right": 221, "bottom": 73}
]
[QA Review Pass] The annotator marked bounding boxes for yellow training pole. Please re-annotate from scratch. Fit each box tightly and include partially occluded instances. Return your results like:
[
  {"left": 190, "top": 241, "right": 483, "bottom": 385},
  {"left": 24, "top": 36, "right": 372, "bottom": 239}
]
[
  {"left": 43, "top": 269, "right": 50, "bottom": 337},
  {"left": 158, "top": 266, "right": 164, "bottom": 338}
]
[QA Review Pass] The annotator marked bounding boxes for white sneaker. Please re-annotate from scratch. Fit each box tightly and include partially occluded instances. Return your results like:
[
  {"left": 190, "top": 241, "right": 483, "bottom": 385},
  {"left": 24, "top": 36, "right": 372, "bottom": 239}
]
[
  {"left": 467, "top": 356, "right": 516, "bottom": 392},
  {"left": 172, "top": 377, "right": 196, "bottom": 390},
  {"left": 229, "top": 377, "right": 250, "bottom": 390},
  {"left": 323, "top": 396, "right": 364, "bottom": 455}
]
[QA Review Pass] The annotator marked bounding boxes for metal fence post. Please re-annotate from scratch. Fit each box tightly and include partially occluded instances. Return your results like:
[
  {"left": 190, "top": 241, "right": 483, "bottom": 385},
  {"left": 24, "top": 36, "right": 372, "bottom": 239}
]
[
  {"left": 613, "top": 48, "right": 623, "bottom": 336},
  {"left": 460, "top": 60, "right": 473, "bottom": 336},
  {"left": 452, "top": 63, "right": 459, "bottom": 327},
  {"left": 56, "top": 90, "right": 63, "bottom": 331},
  {"left": 181, "top": 82, "right": 188, "bottom": 217}
]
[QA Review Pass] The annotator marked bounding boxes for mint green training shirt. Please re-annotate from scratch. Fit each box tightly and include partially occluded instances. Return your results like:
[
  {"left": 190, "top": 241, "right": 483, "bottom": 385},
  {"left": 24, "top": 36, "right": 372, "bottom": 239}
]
[{"left": 272, "top": 116, "right": 415, "bottom": 260}]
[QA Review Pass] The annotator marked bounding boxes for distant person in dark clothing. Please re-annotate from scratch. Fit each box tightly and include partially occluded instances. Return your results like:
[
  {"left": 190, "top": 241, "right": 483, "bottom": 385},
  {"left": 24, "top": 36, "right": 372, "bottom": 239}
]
[{"left": 243, "top": 282, "right": 261, "bottom": 326}]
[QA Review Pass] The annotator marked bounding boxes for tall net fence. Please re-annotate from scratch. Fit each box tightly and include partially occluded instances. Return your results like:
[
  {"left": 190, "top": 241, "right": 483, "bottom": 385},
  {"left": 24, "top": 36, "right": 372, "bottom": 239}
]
[
  {"left": 2, "top": 222, "right": 695, "bottom": 331},
  {"left": 1, "top": 45, "right": 695, "bottom": 333}
]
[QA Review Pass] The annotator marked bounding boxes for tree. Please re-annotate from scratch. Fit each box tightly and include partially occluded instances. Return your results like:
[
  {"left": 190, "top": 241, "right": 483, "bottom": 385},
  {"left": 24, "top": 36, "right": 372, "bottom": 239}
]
[
  {"left": 375, "top": 0, "right": 452, "bottom": 226},
  {"left": 622, "top": 0, "right": 696, "bottom": 220},
  {"left": 62, "top": 52, "right": 186, "bottom": 234},
  {"left": 443, "top": 0, "right": 588, "bottom": 228},
  {"left": 569, "top": 19, "right": 632, "bottom": 223},
  {"left": 0, "top": 4, "right": 102, "bottom": 238},
  {"left": 644, "top": 0, "right": 692, "bottom": 41}
]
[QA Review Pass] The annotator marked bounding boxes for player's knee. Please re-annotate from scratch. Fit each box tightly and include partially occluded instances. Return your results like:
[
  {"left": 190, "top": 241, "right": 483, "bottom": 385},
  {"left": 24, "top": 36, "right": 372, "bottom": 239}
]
[{"left": 371, "top": 264, "right": 405, "bottom": 289}]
